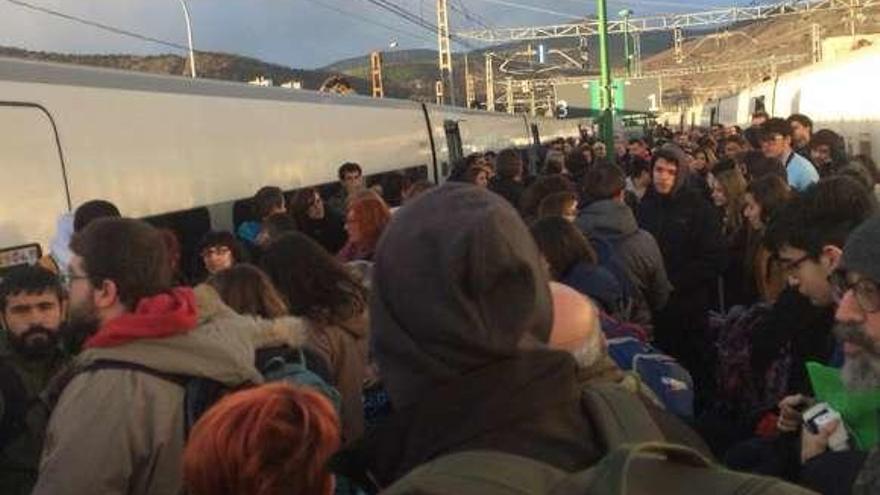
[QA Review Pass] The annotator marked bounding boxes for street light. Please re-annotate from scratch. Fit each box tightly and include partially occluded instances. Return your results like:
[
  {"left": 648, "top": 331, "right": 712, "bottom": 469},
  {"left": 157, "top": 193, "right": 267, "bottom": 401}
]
[
  {"left": 619, "top": 8, "right": 634, "bottom": 78},
  {"left": 178, "top": 0, "right": 197, "bottom": 78}
]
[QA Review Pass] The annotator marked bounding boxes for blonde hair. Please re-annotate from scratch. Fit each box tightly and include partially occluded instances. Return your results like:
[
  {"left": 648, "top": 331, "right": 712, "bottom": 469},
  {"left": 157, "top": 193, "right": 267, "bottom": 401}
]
[{"left": 714, "top": 169, "right": 748, "bottom": 234}]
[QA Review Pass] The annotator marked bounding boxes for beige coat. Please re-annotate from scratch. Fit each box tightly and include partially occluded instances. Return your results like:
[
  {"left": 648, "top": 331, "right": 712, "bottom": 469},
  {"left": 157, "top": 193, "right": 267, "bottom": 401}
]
[
  {"left": 32, "top": 285, "right": 306, "bottom": 495},
  {"left": 308, "top": 310, "right": 369, "bottom": 443}
]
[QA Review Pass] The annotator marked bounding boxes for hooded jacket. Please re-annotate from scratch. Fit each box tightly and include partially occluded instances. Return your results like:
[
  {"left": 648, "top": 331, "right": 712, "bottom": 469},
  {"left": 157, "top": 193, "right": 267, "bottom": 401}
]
[
  {"left": 340, "top": 184, "right": 705, "bottom": 489},
  {"left": 560, "top": 261, "right": 625, "bottom": 316},
  {"left": 31, "top": 285, "right": 304, "bottom": 495},
  {"left": 577, "top": 199, "right": 672, "bottom": 325},
  {"left": 636, "top": 147, "right": 726, "bottom": 303}
]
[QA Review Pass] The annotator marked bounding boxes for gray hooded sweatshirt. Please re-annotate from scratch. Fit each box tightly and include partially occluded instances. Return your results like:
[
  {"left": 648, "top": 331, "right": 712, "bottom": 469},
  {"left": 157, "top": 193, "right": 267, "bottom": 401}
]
[{"left": 576, "top": 199, "right": 672, "bottom": 325}]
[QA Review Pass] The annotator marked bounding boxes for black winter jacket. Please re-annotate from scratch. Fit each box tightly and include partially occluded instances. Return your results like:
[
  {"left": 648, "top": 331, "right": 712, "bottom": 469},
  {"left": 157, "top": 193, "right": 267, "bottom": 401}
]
[{"left": 636, "top": 187, "right": 726, "bottom": 300}]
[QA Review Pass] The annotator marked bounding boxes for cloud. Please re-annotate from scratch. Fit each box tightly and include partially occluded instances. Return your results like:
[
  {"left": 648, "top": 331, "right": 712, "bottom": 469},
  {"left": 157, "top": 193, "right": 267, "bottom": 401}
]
[{"left": 0, "top": 0, "right": 730, "bottom": 68}]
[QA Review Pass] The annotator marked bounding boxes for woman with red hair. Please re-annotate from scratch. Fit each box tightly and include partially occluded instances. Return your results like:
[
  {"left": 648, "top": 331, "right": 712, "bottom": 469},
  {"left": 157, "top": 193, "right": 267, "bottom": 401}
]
[
  {"left": 337, "top": 191, "right": 391, "bottom": 262},
  {"left": 183, "top": 383, "right": 341, "bottom": 495}
]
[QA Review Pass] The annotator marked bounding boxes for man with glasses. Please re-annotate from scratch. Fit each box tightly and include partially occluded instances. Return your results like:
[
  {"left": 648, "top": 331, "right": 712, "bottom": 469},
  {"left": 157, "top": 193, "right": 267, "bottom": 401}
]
[
  {"left": 797, "top": 215, "right": 880, "bottom": 495},
  {"left": 766, "top": 177, "right": 877, "bottom": 310},
  {"left": 0, "top": 266, "right": 67, "bottom": 495},
  {"left": 764, "top": 175, "right": 876, "bottom": 392},
  {"left": 32, "top": 218, "right": 263, "bottom": 495}
]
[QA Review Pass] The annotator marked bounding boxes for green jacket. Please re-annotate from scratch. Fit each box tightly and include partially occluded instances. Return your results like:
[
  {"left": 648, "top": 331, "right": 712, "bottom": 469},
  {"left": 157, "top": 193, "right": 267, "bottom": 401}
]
[{"left": 0, "top": 332, "right": 68, "bottom": 495}]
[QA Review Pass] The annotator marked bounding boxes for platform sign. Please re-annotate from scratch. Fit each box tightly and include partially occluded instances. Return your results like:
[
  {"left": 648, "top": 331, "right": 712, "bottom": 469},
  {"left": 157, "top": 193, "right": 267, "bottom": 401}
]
[
  {"left": 614, "top": 78, "right": 662, "bottom": 113},
  {"left": 554, "top": 77, "right": 661, "bottom": 118}
]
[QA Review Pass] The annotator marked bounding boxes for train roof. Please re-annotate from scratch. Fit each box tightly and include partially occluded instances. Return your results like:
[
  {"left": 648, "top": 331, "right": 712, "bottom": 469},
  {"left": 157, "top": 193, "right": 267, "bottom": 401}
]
[{"left": 0, "top": 55, "right": 422, "bottom": 111}]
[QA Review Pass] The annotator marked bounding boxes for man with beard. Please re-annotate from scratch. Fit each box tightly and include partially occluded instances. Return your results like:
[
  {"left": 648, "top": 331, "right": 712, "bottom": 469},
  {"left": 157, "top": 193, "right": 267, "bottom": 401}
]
[
  {"left": 32, "top": 218, "right": 264, "bottom": 495},
  {"left": 0, "top": 266, "right": 66, "bottom": 494},
  {"left": 795, "top": 214, "right": 880, "bottom": 494}
]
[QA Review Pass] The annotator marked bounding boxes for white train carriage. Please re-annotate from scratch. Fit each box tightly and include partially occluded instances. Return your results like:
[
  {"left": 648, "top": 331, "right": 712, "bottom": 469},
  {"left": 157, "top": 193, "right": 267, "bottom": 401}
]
[
  {"left": 0, "top": 56, "right": 583, "bottom": 258},
  {"left": 770, "top": 45, "right": 880, "bottom": 161},
  {"left": 679, "top": 45, "right": 880, "bottom": 162}
]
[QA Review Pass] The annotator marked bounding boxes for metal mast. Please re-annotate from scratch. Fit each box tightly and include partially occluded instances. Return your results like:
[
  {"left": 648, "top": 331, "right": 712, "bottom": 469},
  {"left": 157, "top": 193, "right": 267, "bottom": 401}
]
[
  {"left": 370, "top": 51, "right": 384, "bottom": 98},
  {"left": 437, "top": 0, "right": 457, "bottom": 105}
]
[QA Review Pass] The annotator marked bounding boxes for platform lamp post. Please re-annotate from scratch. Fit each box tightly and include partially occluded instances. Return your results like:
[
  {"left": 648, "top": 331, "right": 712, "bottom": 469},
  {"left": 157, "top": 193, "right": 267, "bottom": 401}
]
[
  {"left": 178, "top": 0, "right": 197, "bottom": 78},
  {"left": 597, "top": 0, "right": 615, "bottom": 164}
]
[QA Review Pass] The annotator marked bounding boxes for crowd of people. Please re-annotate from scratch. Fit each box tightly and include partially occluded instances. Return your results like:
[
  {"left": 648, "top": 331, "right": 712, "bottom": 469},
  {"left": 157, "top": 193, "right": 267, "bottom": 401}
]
[{"left": 1, "top": 110, "right": 880, "bottom": 494}]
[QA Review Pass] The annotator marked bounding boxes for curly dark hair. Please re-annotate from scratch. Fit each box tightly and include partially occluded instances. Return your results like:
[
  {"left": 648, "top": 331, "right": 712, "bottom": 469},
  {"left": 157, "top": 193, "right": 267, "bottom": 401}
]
[{"left": 261, "top": 232, "right": 367, "bottom": 325}]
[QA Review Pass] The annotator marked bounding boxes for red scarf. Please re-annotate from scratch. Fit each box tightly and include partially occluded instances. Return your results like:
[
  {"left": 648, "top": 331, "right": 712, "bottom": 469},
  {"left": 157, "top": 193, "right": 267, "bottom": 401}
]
[{"left": 84, "top": 287, "right": 199, "bottom": 349}]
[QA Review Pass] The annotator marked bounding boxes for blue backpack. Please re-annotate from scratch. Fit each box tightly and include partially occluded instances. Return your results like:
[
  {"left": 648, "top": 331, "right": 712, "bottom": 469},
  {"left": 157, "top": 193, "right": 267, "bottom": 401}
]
[
  {"left": 601, "top": 315, "right": 695, "bottom": 418},
  {"left": 259, "top": 349, "right": 342, "bottom": 413}
]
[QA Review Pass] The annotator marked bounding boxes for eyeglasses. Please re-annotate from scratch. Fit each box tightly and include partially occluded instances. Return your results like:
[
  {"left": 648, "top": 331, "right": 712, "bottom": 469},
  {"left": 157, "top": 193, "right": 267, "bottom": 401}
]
[
  {"left": 830, "top": 270, "right": 880, "bottom": 314},
  {"left": 60, "top": 272, "right": 89, "bottom": 288},
  {"left": 778, "top": 254, "right": 812, "bottom": 275},
  {"left": 201, "top": 246, "right": 231, "bottom": 258}
]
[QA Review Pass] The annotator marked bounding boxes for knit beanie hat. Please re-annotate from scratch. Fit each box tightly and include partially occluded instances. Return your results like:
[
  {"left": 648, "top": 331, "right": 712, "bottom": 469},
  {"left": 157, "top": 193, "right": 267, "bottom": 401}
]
[{"left": 841, "top": 214, "right": 880, "bottom": 283}]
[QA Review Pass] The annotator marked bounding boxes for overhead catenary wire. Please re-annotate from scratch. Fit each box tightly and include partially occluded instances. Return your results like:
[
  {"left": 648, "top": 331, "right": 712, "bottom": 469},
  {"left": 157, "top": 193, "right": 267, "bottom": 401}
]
[
  {"left": 4, "top": 0, "right": 444, "bottom": 71},
  {"left": 465, "top": 0, "right": 586, "bottom": 20},
  {"left": 303, "top": 0, "right": 436, "bottom": 44},
  {"left": 450, "top": 0, "right": 495, "bottom": 31},
  {"left": 361, "top": 0, "right": 478, "bottom": 48}
]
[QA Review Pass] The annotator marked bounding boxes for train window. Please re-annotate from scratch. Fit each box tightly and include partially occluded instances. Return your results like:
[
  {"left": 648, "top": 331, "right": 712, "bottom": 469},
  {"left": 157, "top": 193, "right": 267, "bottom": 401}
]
[
  {"left": 233, "top": 198, "right": 258, "bottom": 231},
  {"left": 365, "top": 165, "right": 429, "bottom": 207},
  {"left": 287, "top": 165, "right": 429, "bottom": 214},
  {"left": 752, "top": 96, "right": 766, "bottom": 114},
  {"left": 444, "top": 120, "right": 464, "bottom": 168},
  {"left": 859, "top": 133, "right": 873, "bottom": 159},
  {"left": 791, "top": 90, "right": 801, "bottom": 115},
  {"left": 530, "top": 124, "right": 541, "bottom": 146},
  {"left": 143, "top": 207, "right": 211, "bottom": 283},
  {"left": 0, "top": 105, "right": 69, "bottom": 253}
]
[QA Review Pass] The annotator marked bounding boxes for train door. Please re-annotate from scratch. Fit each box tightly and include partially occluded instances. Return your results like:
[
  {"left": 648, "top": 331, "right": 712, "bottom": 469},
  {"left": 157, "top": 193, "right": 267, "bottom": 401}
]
[
  {"left": 444, "top": 120, "right": 463, "bottom": 174},
  {"left": 530, "top": 123, "right": 541, "bottom": 146},
  {"left": 751, "top": 95, "right": 766, "bottom": 115},
  {"left": 529, "top": 123, "right": 541, "bottom": 175},
  {"left": 0, "top": 103, "right": 70, "bottom": 254}
]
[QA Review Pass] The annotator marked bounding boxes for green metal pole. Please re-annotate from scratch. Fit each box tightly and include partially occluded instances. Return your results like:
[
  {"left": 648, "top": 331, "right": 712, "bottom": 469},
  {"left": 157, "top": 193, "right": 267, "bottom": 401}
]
[
  {"left": 623, "top": 16, "right": 631, "bottom": 78},
  {"left": 597, "top": 0, "right": 615, "bottom": 165}
]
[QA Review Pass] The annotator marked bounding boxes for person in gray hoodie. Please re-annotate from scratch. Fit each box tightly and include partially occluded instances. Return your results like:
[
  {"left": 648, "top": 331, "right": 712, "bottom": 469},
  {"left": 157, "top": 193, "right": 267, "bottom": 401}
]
[
  {"left": 577, "top": 163, "right": 672, "bottom": 327},
  {"left": 333, "top": 183, "right": 710, "bottom": 492}
]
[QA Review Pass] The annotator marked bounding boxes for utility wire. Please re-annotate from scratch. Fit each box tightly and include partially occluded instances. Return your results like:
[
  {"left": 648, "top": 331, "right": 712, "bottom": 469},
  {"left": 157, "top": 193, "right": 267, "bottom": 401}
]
[{"left": 2, "top": 0, "right": 190, "bottom": 51}]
